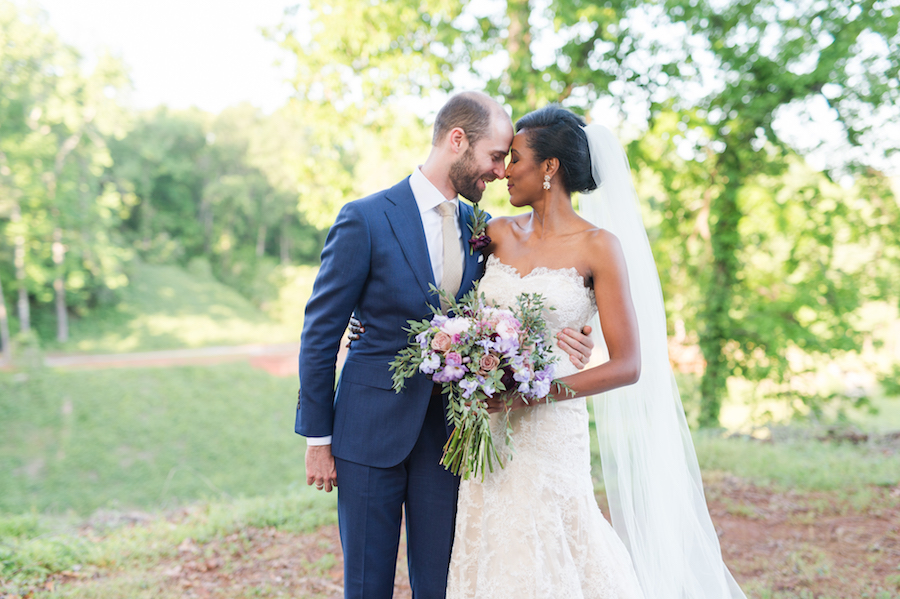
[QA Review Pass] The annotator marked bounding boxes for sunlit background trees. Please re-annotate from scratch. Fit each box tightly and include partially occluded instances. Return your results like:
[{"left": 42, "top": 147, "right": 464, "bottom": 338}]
[{"left": 1, "top": 0, "right": 898, "bottom": 428}]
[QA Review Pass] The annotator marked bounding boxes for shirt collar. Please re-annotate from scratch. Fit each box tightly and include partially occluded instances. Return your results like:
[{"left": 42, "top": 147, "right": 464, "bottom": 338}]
[{"left": 410, "top": 167, "right": 458, "bottom": 215}]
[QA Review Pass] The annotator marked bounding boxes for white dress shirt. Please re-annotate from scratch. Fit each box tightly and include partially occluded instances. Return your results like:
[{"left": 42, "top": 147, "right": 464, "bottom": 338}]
[{"left": 306, "top": 168, "right": 463, "bottom": 447}]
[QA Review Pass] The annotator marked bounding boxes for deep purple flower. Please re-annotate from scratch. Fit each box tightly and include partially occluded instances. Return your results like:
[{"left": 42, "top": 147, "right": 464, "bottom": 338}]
[
  {"left": 468, "top": 234, "right": 492, "bottom": 252},
  {"left": 500, "top": 367, "right": 515, "bottom": 391}
]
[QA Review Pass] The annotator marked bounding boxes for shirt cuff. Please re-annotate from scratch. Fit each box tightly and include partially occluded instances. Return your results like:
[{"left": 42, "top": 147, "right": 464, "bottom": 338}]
[{"left": 305, "top": 435, "right": 332, "bottom": 446}]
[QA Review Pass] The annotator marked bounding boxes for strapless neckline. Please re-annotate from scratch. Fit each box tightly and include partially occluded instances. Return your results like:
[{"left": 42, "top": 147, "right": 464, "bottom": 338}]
[{"left": 485, "top": 254, "right": 590, "bottom": 291}]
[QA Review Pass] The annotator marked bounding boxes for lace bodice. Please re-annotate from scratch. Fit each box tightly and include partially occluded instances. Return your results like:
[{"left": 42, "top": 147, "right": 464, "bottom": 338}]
[{"left": 478, "top": 255, "right": 597, "bottom": 378}]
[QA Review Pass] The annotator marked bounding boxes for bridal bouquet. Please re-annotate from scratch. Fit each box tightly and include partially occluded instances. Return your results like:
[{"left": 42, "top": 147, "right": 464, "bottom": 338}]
[{"left": 390, "top": 285, "right": 565, "bottom": 481}]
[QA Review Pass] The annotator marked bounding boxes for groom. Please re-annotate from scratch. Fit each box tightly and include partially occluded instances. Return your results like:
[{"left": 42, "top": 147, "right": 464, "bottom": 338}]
[{"left": 296, "top": 91, "right": 590, "bottom": 599}]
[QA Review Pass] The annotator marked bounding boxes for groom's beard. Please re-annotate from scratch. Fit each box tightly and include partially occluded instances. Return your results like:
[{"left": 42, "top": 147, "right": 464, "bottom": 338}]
[{"left": 449, "top": 147, "right": 489, "bottom": 202}]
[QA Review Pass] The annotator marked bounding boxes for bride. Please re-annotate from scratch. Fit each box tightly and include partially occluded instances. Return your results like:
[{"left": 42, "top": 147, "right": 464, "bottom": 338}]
[{"left": 446, "top": 105, "right": 745, "bottom": 599}]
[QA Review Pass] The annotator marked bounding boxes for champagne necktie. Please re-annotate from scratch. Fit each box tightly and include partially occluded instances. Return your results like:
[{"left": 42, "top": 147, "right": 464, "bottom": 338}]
[{"left": 436, "top": 201, "right": 462, "bottom": 311}]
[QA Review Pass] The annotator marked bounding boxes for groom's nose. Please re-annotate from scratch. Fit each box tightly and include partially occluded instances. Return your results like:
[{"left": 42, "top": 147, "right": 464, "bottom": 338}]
[{"left": 492, "top": 159, "right": 507, "bottom": 180}]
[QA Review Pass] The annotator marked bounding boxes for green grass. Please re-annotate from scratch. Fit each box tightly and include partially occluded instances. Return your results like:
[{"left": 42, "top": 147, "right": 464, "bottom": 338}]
[
  {"left": 0, "top": 488, "right": 337, "bottom": 594},
  {"left": 40, "top": 260, "right": 307, "bottom": 354},
  {"left": 693, "top": 432, "right": 900, "bottom": 490},
  {"left": 0, "top": 363, "right": 305, "bottom": 515},
  {"left": 588, "top": 428, "right": 900, "bottom": 493}
]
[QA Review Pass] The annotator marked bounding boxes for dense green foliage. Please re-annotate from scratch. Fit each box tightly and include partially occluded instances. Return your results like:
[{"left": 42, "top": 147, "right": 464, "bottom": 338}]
[
  {"left": 0, "top": 3, "right": 328, "bottom": 351},
  {"left": 106, "top": 105, "right": 326, "bottom": 290}
]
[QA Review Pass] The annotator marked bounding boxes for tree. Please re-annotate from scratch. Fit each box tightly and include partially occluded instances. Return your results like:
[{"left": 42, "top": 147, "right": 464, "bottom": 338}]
[
  {"left": 636, "top": 0, "right": 900, "bottom": 425},
  {"left": 0, "top": 2, "right": 133, "bottom": 344}
]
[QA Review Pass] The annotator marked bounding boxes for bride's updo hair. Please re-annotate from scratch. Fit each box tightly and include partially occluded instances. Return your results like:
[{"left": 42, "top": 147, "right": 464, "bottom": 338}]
[{"left": 515, "top": 104, "right": 598, "bottom": 194}]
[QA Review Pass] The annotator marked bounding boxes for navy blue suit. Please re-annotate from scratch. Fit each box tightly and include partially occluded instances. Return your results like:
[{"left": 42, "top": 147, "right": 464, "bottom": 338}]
[{"left": 296, "top": 177, "right": 484, "bottom": 598}]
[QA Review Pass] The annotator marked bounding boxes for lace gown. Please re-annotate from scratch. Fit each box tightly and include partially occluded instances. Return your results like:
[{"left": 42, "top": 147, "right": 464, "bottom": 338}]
[{"left": 446, "top": 255, "right": 644, "bottom": 599}]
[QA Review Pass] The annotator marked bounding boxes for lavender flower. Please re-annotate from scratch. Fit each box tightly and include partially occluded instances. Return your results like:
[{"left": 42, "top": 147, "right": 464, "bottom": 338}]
[
  {"left": 419, "top": 352, "right": 441, "bottom": 375},
  {"left": 415, "top": 331, "right": 430, "bottom": 348},
  {"left": 434, "top": 364, "right": 467, "bottom": 383},
  {"left": 459, "top": 378, "right": 479, "bottom": 399}
]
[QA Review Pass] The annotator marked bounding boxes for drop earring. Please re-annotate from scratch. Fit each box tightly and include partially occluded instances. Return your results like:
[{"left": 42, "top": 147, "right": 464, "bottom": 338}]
[{"left": 543, "top": 175, "right": 551, "bottom": 190}]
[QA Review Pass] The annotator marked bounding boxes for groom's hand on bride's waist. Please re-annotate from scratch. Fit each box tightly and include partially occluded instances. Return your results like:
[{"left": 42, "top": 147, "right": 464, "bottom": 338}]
[
  {"left": 557, "top": 325, "right": 594, "bottom": 369},
  {"left": 346, "top": 315, "right": 364, "bottom": 348}
]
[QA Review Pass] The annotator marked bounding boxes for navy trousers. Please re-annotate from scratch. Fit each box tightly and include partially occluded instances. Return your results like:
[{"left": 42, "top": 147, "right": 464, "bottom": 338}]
[{"left": 335, "top": 391, "right": 459, "bottom": 599}]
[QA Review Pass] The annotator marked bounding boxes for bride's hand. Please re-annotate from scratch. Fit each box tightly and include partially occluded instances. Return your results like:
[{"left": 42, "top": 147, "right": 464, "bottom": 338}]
[
  {"left": 557, "top": 325, "right": 593, "bottom": 369},
  {"left": 483, "top": 391, "right": 529, "bottom": 413}
]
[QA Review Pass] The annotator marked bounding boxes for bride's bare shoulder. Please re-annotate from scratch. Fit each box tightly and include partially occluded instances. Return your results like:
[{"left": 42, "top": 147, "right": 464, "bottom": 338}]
[
  {"left": 486, "top": 214, "right": 527, "bottom": 240},
  {"left": 582, "top": 228, "right": 626, "bottom": 269},
  {"left": 583, "top": 226, "right": 621, "bottom": 250}
]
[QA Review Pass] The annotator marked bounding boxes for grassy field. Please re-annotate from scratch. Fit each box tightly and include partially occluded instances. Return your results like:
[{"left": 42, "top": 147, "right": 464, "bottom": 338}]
[
  {"left": 0, "top": 364, "right": 304, "bottom": 516},
  {"left": 34, "top": 261, "right": 318, "bottom": 354}
]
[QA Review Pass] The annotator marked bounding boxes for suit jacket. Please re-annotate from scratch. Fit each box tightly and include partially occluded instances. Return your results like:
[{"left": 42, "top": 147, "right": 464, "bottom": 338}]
[{"left": 295, "top": 177, "right": 485, "bottom": 468}]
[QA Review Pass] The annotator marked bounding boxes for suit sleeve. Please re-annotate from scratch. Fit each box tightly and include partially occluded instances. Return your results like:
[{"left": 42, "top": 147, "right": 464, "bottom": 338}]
[{"left": 296, "top": 201, "right": 371, "bottom": 437}]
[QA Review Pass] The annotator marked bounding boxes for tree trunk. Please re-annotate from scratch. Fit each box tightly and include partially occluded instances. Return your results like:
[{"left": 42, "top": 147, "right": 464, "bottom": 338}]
[
  {"left": 0, "top": 274, "right": 11, "bottom": 363},
  {"left": 280, "top": 216, "right": 293, "bottom": 264},
  {"left": 12, "top": 205, "right": 30, "bottom": 333},
  {"left": 256, "top": 224, "right": 267, "bottom": 258},
  {"left": 697, "top": 152, "right": 742, "bottom": 428},
  {"left": 504, "top": 0, "right": 536, "bottom": 114},
  {"left": 53, "top": 227, "right": 69, "bottom": 343}
]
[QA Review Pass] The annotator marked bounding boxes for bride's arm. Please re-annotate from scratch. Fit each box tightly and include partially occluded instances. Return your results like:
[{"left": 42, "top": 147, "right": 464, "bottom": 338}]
[{"left": 554, "top": 229, "right": 640, "bottom": 398}]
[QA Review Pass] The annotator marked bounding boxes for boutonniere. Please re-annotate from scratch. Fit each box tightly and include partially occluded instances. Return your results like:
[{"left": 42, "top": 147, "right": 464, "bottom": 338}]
[{"left": 466, "top": 201, "right": 491, "bottom": 254}]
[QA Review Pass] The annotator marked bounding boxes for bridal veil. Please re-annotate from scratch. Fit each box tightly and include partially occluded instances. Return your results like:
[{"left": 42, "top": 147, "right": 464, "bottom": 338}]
[{"left": 579, "top": 124, "right": 746, "bottom": 598}]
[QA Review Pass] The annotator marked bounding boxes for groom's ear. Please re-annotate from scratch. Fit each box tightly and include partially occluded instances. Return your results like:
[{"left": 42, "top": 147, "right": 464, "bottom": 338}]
[{"left": 448, "top": 127, "right": 468, "bottom": 154}]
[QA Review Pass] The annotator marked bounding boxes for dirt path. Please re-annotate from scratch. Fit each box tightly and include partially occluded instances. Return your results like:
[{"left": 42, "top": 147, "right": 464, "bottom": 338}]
[{"left": 35, "top": 340, "right": 348, "bottom": 377}]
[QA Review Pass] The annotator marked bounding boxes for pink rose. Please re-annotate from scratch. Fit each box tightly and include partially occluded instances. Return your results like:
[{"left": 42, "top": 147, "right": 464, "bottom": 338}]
[
  {"left": 478, "top": 353, "right": 500, "bottom": 375},
  {"left": 446, "top": 351, "right": 463, "bottom": 367},
  {"left": 431, "top": 332, "right": 452, "bottom": 353}
]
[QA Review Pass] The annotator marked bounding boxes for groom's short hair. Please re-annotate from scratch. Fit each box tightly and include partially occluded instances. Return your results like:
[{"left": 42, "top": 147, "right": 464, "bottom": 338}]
[{"left": 432, "top": 92, "right": 495, "bottom": 148}]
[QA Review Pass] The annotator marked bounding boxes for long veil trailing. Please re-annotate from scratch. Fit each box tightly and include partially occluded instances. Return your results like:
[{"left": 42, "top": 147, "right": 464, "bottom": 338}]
[{"left": 578, "top": 124, "right": 746, "bottom": 599}]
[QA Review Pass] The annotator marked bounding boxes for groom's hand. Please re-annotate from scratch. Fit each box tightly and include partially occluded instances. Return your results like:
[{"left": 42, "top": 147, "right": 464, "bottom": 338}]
[
  {"left": 557, "top": 325, "right": 594, "bottom": 370},
  {"left": 345, "top": 316, "right": 365, "bottom": 348},
  {"left": 306, "top": 445, "right": 337, "bottom": 492}
]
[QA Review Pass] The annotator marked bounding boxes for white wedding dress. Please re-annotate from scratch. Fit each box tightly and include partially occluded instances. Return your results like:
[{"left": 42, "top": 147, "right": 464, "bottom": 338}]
[{"left": 446, "top": 255, "right": 645, "bottom": 599}]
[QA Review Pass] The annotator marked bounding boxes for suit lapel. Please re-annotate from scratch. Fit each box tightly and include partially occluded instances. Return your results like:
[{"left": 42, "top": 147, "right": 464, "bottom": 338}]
[{"left": 384, "top": 178, "right": 439, "bottom": 306}]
